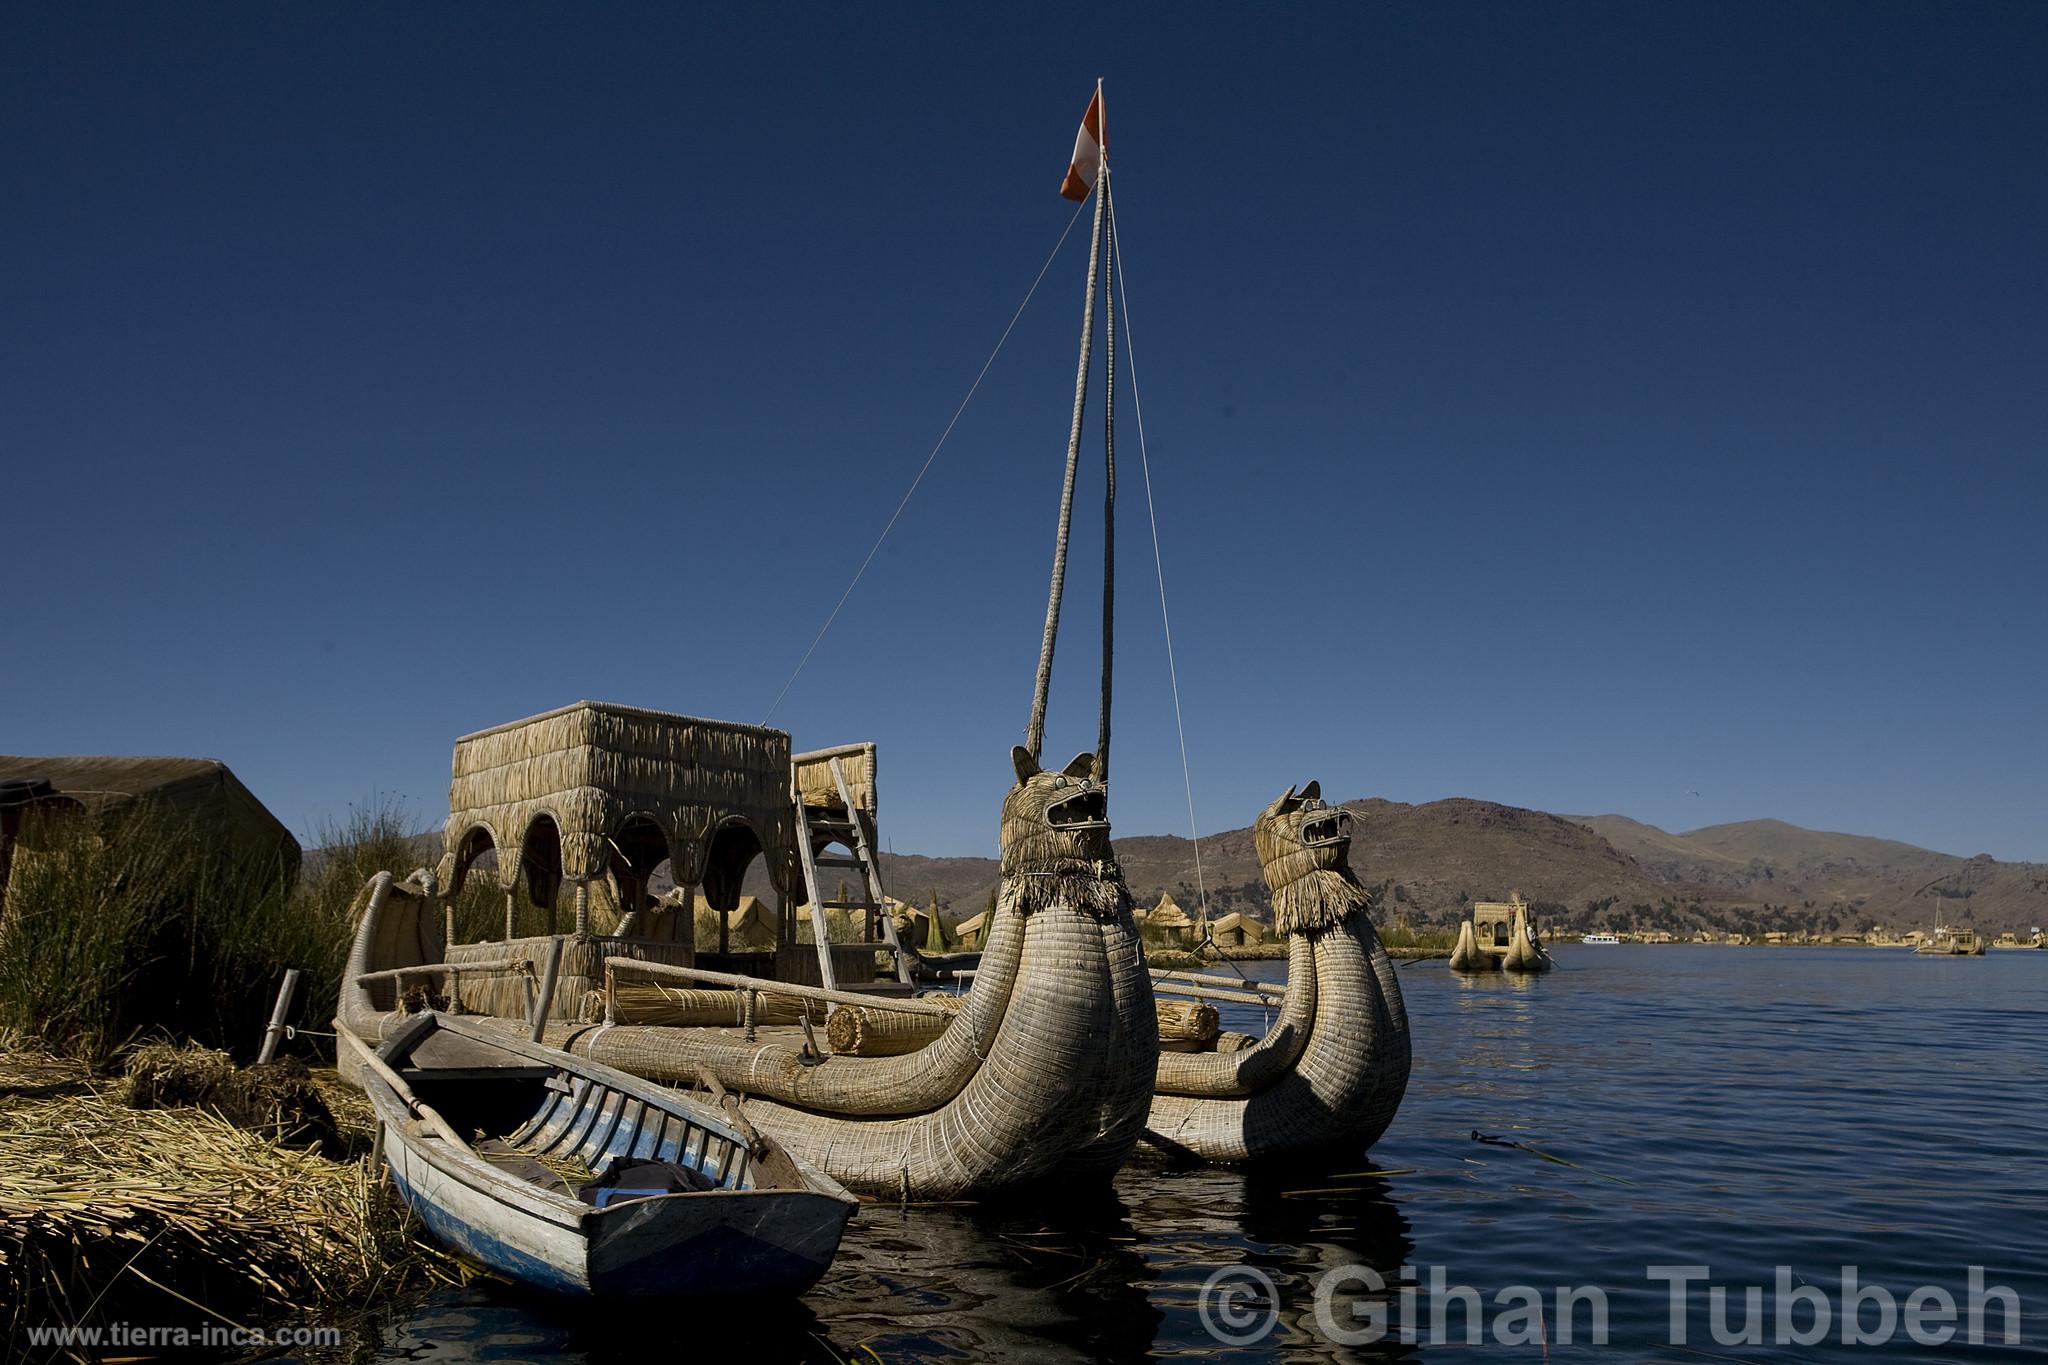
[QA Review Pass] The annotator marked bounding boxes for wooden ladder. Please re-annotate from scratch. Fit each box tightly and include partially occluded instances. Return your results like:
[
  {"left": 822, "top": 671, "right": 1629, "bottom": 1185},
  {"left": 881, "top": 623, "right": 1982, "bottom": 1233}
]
[{"left": 793, "top": 756, "right": 916, "bottom": 992}]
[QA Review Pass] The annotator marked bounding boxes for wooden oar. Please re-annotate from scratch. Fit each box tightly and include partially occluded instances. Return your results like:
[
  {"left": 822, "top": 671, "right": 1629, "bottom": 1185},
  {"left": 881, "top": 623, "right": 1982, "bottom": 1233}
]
[{"left": 336, "top": 1023, "right": 469, "bottom": 1150}]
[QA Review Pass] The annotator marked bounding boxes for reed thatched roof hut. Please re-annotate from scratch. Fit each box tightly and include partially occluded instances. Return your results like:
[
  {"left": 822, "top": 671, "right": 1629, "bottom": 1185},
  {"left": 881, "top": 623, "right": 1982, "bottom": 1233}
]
[
  {"left": 1210, "top": 911, "right": 1265, "bottom": 947},
  {"left": 953, "top": 908, "right": 990, "bottom": 948},
  {"left": 437, "top": 701, "right": 797, "bottom": 927},
  {"left": 692, "top": 893, "right": 779, "bottom": 949},
  {"left": 1147, "top": 893, "right": 1192, "bottom": 943},
  {"left": 0, "top": 755, "right": 299, "bottom": 894}
]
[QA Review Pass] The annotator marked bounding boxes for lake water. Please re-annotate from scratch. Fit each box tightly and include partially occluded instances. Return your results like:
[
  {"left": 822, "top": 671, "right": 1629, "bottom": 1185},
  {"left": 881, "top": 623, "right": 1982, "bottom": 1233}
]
[{"left": 298, "top": 946, "right": 2046, "bottom": 1362}]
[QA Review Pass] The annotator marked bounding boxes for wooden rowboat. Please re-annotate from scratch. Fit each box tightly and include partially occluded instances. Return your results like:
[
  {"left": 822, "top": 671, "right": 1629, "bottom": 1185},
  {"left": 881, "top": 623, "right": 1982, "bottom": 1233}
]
[{"left": 342, "top": 1011, "right": 856, "bottom": 1298}]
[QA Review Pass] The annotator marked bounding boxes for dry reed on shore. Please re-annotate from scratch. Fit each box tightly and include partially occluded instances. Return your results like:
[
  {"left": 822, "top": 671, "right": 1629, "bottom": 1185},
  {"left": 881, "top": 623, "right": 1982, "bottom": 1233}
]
[
  {"left": 0, "top": 1049, "right": 456, "bottom": 1343},
  {"left": 123, "top": 1042, "right": 344, "bottom": 1154}
]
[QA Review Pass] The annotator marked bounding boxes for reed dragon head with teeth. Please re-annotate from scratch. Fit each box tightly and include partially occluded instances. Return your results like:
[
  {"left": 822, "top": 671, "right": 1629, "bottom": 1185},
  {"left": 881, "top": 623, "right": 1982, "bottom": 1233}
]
[
  {"left": 1255, "top": 781, "right": 1373, "bottom": 936},
  {"left": 998, "top": 746, "right": 1128, "bottom": 916}
]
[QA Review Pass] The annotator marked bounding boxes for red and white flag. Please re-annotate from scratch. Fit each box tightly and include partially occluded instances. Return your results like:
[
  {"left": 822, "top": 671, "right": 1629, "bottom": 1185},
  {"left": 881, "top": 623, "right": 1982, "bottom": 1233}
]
[{"left": 1059, "top": 87, "right": 1104, "bottom": 201}]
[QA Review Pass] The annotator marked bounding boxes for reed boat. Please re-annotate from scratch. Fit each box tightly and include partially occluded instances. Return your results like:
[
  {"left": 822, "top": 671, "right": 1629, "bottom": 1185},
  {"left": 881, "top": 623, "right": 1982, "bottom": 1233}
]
[
  {"left": 1915, "top": 925, "right": 1986, "bottom": 956},
  {"left": 340, "top": 1009, "right": 855, "bottom": 1297},
  {"left": 337, "top": 708, "right": 1157, "bottom": 1203},
  {"left": 1449, "top": 893, "right": 1553, "bottom": 972},
  {"left": 341, "top": 91, "right": 1170, "bottom": 1201},
  {"left": 1142, "top": 785, "right": 1410, "bottom": 1164}
]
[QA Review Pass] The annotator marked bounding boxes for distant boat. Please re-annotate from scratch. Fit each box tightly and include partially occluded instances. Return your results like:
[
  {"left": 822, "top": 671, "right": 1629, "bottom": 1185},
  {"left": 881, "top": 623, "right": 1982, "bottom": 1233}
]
[
  {"left": 1449, "top": 894, "right": 1553, "bottom": 972},
  {"left": 341, "top": 1011, "right": 857, "bottom": 1298},
  {"left": 1580, "top": 933, "right": 1621, "bottom": 946},
  {"left": 1915, "top": 925, "right": 1986, "bottom": 957}
]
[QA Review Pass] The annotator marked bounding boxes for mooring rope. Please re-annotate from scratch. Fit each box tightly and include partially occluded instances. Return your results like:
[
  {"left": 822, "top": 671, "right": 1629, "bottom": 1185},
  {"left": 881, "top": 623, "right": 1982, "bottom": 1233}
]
[
  {"left": 1107, "top": 187, "right": 1210, "bottom": 920},
  {"left": 762, "top": 196, "right": 1093, "bottom": 726}
]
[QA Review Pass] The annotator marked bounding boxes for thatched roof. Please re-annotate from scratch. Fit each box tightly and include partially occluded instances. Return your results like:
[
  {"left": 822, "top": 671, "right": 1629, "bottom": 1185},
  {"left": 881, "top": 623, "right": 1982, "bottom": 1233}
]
[
  {"left": 692, "top": 893, "right": 777, "bottom": 939},
  {"left": 440, "top": 701, "right": 796, "bottom": 909},
  {"left": 1148, "top": 895, "right": 1192, "bottom": 930},
  {"left": 0, "top": 755, "right": 299, "bottom": 888},
  {"left": 1212, "top": 911, "right": 1266, "bottom": 943}
]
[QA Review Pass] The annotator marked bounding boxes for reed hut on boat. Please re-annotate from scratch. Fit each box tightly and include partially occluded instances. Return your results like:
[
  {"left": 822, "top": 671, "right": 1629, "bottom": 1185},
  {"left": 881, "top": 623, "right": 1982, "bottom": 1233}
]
[{"left": 423, "top": 702, "right": 798, "bottom": 1020}]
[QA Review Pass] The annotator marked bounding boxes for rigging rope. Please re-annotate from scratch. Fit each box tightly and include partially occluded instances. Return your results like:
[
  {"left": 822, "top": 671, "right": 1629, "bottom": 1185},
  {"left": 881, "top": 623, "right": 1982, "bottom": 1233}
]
[
  {"left": 762, "top": 196, "right": 1093, "bottom": 726},
  {"left": 1107, "top": 187, "right": 1210, "bottom": 921}
]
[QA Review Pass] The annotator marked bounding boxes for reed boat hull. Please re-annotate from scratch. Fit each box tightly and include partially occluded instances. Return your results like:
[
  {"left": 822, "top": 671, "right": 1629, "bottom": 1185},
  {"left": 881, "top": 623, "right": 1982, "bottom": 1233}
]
[
  {"left": 1138, "top": 785, "right": 1412, "bottom": 1164},
  {"left": 1145, "top": 914, "right": 1409, "bottom": 1164},
  {"left": 544, "top": 898, "right": 1157, "bottom": 1199}
]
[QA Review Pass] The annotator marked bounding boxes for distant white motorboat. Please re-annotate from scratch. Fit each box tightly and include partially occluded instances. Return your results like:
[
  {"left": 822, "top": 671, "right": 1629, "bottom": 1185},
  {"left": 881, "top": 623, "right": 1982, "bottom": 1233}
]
[{"left": 1580, "top": 933, "right": 1621, "bottom": 946}]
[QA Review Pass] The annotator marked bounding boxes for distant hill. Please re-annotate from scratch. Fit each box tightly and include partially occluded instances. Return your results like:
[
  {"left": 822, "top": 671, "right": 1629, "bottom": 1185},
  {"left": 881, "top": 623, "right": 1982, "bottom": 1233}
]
[
  {"left": 1572, "top": 814, "right": 2048, "bottom": 934},
  {"left": 882, "top": 797, "right": 1700, "bottom": 931},
  {"left": 335, "top": 805, "right": 2048, "bottom": 940},
  {"left": 885, "top": 800, "right": 2048, "bottom": 938}
]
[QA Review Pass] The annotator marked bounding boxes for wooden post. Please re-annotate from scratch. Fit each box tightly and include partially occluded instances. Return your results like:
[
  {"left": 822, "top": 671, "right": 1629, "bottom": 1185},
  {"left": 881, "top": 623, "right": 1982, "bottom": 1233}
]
[
  {"left": 529, "top": 935, "right": 565, "bottom": 1043},
  {"left": 421, "top": 867, "right": 449, "bottom": 950},
  {"left": 256, "top": 969, "right": 301, "bottom": 1064}
]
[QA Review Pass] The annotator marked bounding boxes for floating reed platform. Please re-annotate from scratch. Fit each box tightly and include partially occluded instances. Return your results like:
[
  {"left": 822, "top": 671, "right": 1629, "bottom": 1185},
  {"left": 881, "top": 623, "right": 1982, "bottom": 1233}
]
[{"left": 0, "top": 1047, "right": 454, "bottom": 1342}]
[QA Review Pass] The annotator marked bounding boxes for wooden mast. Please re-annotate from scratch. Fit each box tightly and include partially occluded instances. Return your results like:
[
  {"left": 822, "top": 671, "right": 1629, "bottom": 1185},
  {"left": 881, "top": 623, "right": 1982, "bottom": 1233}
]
[{"left": 1027, "top": 78, "right": 1109, "bottom": 762}]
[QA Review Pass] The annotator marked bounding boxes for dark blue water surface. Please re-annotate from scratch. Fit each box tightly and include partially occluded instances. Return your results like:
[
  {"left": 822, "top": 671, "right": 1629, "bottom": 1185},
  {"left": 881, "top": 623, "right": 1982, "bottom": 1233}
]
[{"left": 296, "top": 947, "right": 2047, "bottom": 1362}]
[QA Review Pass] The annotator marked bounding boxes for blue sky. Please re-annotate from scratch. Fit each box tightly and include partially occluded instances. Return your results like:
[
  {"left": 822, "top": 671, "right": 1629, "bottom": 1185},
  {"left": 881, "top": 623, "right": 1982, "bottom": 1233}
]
[{"left": 5, "top": 3, "right": 2043, "bottom": 860}]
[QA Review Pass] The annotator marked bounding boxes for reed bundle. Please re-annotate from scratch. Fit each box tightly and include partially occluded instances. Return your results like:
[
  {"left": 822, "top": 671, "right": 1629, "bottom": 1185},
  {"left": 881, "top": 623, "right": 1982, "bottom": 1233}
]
[
  {"left": 0, "top": 1051, "right": 454, "bottom": 1342},
  {"left": 1154, "top": 999, "right": 1220, "bottom": 1048},
  {"left": 596, "top": 983, "right": 825, "bottom": 1027},
  {"left": 826, "top": 994, "right": 961, "bottom": 1056}
]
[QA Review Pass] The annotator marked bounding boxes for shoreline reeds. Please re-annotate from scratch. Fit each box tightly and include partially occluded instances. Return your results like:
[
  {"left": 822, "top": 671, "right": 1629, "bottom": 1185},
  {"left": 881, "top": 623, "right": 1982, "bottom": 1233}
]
[{"left": 0, "top": 1046, "right": 456, "bottom": 1345}]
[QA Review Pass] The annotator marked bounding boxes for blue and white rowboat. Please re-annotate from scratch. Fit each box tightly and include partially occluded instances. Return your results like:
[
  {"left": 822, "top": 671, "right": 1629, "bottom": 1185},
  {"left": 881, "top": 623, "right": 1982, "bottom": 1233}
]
[{"left": 343, "top": 1012, "right": 857, "bottom": 1298}]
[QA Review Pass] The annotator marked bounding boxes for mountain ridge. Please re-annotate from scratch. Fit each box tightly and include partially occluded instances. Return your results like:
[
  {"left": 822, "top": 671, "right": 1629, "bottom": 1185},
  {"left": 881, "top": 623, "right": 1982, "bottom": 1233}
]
[{"left": 370, "top": 802, "right": 2048, "bottom": 939}]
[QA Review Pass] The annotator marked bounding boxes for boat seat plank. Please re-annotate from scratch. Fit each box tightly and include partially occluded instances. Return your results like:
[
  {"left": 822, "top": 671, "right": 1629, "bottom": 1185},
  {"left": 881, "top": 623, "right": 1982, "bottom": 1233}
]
[
  {"left": 399, "top": 1065, "right": 556, "bottom": 1084},
  {"left": 406, "top": 1030, "right": 552, "bottom": 1072}
]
